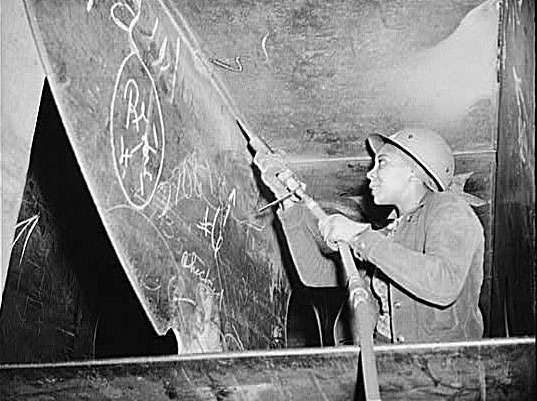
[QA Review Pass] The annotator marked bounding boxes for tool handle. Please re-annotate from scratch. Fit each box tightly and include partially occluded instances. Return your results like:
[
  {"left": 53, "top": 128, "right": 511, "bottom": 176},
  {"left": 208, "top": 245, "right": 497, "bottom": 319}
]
[
  {"left": 298, "top": 190, "right": 381, "bottom": 400},
  {"left": 340, "top": 243, "right": 381, "bottom": 401},
  {"left": 242, "top": 119, "right": 380, "bottom": 398},
  {"left": 295, "top": 189, "right": 326, "bottom": 219}
]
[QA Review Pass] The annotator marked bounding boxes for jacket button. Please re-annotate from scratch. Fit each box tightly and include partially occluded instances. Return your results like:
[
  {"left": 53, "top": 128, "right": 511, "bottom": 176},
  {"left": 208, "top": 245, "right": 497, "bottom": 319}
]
[
  {"left": 396, "top": 336, "right": 405, "bottom": 343},
  {"left": 393, "top": 301, "right": 401, "bottom": 309}
]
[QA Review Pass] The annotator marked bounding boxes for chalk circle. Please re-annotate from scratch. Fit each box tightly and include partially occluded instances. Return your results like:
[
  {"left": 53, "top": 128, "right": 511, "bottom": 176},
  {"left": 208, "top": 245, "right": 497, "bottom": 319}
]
[
  {"left": 105, "top": 205, "right": 187, "bottom": 336},
  {"left": 110, "top": 52, "right": 166, "bottom": 210}
]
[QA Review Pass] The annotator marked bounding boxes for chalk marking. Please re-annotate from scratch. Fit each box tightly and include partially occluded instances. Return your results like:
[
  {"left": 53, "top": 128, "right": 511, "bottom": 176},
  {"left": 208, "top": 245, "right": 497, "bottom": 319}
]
[
  {"left": 150, "top": 18, "right": 159, "bottom": 40},
  {"left": 11, "top": 214, "right": 40, "bottom": 293},
  {"left": 261, "top": 32, "right": 270, "bottom": 62},
  {"left": 146, "top": 161, "right": 240, "bottom": 264},
  {"left": 22, "top": 296, "right": 44, "bottom": 326},
  {"left": 142, "top": 15, "right": 182, "bottom": 104},
  {"left": 513, "top": 66, "right": 528, "bottom": 165},
  {"left": 152, "top": 123, "right": 159, "bottom": 147},
  {"left": 151, "top": 0, "right": 297, "bottom": 238},
  {"left": 11, "top": 214, "right": 40, "bottom": 268},
  {"left": 13, "top": 215, "right": 36, "bottom": 231},
  {"left": 57, "top": 327, "right": 76, "bottom": 337},
  {"left": 231, "top": 324, "right": 245, "bottom": 351},
  {"left": 152, "top": 36, "right": 169, "bottom": 69},
  {"left": 141, "top": 273, "right": 162, "bottom": 291},
  {"left": 118, "top": 137, "right": 129, "bottom": 178},
  {"left": 224, "top": 333, "right": 244, "bottom": 351},
  {"left": 153, "top": 209, "right": 175, "bottom": 239},
  {"left": 110, "top": 1, "right": 137, "bottom": 33},
  {"left": 156, "top": 182, "right": 172, "bottom": 218},
  {"left": 209, "top": 56, "right": 243, "bottom": 72},
  {"left": 119, "top": 78, "right": 158, "bottom": 198},
  {"left": 196, "top": 206, "right": 224, "bottom": 259},
  {"left": 175, "top": 297, "right": 196, "bottom": 306},
  {"left": 105, "top": 205, "right": 183, "bottom": 334},
  {"left": 180, "top": 251, "right": 217, "bottom": 294},
  {"left": 110, "top": 52, "right": 165, "bottom": 209},
  {"left": 169, "top": 37, "right": 181, "bottom": 103},
  {"left": 91, "top": 316, "right": 100, "bottom": 359},
  {"left": 141, "top": 190, "right": 191, "bottom": 232},
  {"left": 222, "top": 189, "right": 236, "bottom": 228},
  {"left": 123, "top": 79, "right": 146, "bottom": 131},
  {"left": 514, "top": 0, "right": 522, "bottom": 26},
  {"left": 194, "top": 188, "right": 236, "bottom": 260},
  {"left": 153, "top": 153, "right": 266, "bottom": 236},
  {"left": 170, "top": 152, "right": 213, "bottom": 205}
]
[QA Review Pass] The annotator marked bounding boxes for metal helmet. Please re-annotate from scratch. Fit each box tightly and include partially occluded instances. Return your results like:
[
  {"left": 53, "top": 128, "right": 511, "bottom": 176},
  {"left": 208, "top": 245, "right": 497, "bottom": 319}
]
[{"left": 366, "top": 128, "right": 455, "bottom": 192}]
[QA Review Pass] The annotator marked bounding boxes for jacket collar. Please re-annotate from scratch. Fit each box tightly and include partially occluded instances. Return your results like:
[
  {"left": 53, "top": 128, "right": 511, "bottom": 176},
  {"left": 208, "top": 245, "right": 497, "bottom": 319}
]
[{"left": 387, "top": 190, "right": 431, "bottom": 221}]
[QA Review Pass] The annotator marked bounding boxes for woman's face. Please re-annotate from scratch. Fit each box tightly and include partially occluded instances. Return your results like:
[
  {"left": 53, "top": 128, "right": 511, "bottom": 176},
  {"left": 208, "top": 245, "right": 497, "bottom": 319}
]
[{"left": 366, "top": 144, "right": 414, "bottom": 206}]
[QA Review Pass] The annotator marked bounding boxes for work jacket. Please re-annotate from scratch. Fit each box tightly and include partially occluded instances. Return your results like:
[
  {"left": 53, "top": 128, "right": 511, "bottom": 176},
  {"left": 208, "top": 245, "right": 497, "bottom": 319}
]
[{"left": 279, "top": 190, "right": 484, "bottom": 343}]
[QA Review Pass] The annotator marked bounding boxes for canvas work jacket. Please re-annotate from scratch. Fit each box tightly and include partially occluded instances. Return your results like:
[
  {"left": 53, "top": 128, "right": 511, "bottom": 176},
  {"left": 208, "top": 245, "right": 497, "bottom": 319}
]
[{"left": 278, "top": 191, "right": 484, "bottom": 344}]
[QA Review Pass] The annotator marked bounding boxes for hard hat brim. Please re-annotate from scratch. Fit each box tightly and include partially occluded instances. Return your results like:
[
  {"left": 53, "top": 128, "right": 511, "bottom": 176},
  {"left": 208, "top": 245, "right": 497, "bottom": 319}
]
[
  {"left": 366, "top": 133, "right": 446, "bottom": 191},
  {"left": 366, "top": 134, "right": 389, "bottom": 155}
]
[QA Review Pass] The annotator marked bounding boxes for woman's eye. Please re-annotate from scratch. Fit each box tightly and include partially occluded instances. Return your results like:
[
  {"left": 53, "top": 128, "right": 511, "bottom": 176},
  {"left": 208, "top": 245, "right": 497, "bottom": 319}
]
[{"left": 378, "top": 160, "right": 386, "bottom": 168}]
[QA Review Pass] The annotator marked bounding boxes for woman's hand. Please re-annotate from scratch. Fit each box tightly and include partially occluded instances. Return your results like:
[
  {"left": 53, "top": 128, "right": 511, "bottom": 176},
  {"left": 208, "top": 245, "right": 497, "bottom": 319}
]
[{"left": 319, "top": 214, "right": 370, "bottom": 250}]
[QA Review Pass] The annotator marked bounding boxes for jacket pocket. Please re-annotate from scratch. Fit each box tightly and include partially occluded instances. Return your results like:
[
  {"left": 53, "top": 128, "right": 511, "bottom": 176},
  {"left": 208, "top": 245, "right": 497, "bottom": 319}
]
[{"left": 423, "top": 306, "right": 459, "bottom": 333}]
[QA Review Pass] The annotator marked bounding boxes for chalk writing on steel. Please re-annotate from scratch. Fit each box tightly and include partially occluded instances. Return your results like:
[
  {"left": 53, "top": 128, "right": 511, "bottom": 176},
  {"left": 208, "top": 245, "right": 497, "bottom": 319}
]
[
  {"left": 110, "top": 1, "right": 138, "bottom": 34},
  {"left": 146, "top": 18, "right": 182, "bottom": 104},
  {"left": 209, "top": 56, "right": 243, "bottom": 72},
  {"left": 512, "top": 66, "right": 529, "bottom": 165},
  {"left": 180, "top": 251, "right": 216, "bottom": 292},
  {"left": 22, "top": 296, "right": 44, "bottom": 330},
  {"left": 148, "top": 150, "right": 268, "bottom": 265},
  {"left": 104, "top": 2, "right": 277, "bottom": 350},
  {"left": 110, "top": 1, "right": 165, "bottom": 209},
  {"left": 11, "top": 214, "right": 40, "bottom": 268},
  {"left": 194, "top": 189, "right": 235, "bottom": 259},
  {"left": 261, "top": 32, "right": 270, "bottom": 62}
]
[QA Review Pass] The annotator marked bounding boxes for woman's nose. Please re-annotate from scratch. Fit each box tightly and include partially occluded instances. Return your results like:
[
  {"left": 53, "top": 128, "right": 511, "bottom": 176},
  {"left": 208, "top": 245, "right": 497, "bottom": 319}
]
[{"left": 366, "top": 166, "right": 376, "bottom": 181}]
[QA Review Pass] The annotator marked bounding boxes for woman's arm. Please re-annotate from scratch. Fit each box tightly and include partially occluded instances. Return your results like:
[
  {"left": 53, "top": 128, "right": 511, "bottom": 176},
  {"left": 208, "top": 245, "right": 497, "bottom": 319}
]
[
  {"left": 277, "top": 204, "right": 340, "bottom": 288},
  {"left": 350, "top": 201, "right": 483, "bottom": 306}
]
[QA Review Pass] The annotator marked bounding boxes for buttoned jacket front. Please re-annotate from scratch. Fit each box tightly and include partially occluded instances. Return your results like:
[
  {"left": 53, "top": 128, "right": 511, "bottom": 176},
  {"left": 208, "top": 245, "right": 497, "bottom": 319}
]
[{"left": 350, "top": 191, "right": 484, "bottom": 343}]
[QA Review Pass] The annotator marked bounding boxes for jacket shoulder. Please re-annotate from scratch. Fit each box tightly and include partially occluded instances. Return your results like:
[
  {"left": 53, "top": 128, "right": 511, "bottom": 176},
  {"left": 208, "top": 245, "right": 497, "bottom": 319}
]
[
  {"left": 426, "top": 192, "right": 484, "bottom": 232},
  {"left": 428, "top": 191, "right": 469, "bottom": 208}
]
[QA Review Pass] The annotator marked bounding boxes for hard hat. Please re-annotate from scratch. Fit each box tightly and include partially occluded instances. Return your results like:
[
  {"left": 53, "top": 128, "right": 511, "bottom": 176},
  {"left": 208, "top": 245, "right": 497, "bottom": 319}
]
[{"left": 366, "top": 128, "right": 455, "bottom": 191}]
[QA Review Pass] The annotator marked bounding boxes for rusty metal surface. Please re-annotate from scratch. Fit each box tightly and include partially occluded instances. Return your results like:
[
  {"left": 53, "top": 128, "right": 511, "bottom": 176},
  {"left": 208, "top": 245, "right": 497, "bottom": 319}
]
[
  {"left": 17, "top": 0, "right": 506, "bottom": 360},
  {"left": 492, "top": 0, "right": 535, "bottom": 336},
  {"left": 23, "top": 0, "right": 289, "bottom": 351},
  {"left": 0, "top": 337, "right": 535, "bottom": 400},
  {"left": 0, "top": 0, "right": 45, "bottom": 302},
  {"left": 0, "top": 82, "right": 100, "bottom": 364},
  {"left": 169, "top": 0, "right": 499, "bottom": 157}
]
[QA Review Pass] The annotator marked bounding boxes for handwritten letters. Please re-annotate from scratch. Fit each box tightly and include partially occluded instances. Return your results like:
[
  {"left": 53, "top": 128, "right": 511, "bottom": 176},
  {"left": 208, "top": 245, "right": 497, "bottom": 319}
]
[{"left": 105, "top": 1, "right": 275, "bottom": 351}]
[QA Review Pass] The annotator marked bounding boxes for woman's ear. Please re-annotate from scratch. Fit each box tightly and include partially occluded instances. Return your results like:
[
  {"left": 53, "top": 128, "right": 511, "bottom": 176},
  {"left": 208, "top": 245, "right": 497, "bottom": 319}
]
[{"left": 409, "top": 169, "right": 424, "bottom": 185}]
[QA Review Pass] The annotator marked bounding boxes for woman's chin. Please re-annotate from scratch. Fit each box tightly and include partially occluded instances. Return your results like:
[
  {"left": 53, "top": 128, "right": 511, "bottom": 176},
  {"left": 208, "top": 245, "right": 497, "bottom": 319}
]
[{"left": 372, "top": 194, "right": 387, "bottom": 205}]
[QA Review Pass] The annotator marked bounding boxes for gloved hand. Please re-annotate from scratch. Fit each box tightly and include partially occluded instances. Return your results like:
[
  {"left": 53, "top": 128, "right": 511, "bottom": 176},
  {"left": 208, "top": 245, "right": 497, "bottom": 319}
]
[
  {"left": 254, "top": 151, "right": 305, "bottom": 207},
  {"left": 318, "top": 214, "right": 370, "bottom": 251}
]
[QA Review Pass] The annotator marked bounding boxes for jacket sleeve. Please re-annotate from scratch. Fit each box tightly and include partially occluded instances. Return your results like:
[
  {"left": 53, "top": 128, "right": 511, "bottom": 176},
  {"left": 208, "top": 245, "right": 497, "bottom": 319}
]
[
  {"left": 277, "top": 204, "right": 340, "bottom": 287},
  {"left": 350, "top": 201, "right": 483, "bottom": 306}
]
